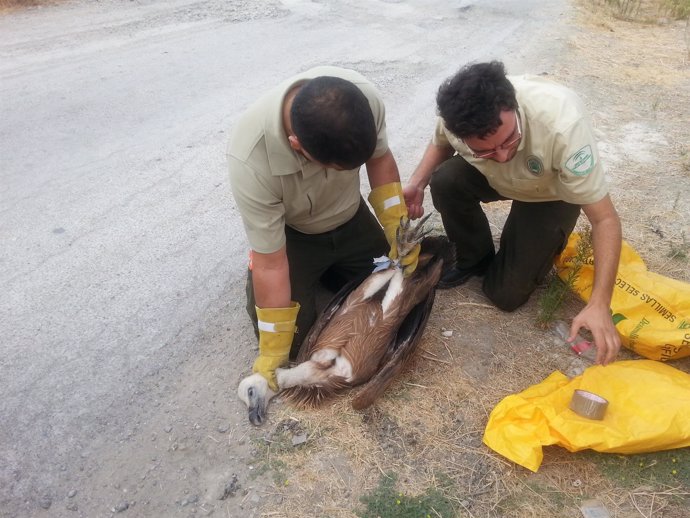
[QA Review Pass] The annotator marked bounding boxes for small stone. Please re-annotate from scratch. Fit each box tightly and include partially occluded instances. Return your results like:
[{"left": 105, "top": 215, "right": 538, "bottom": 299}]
[
  {"left": 67, "top": 489, "right": 77, "bottom": 498},
  {"left": 164, "top": 425, "right": 173, "bottom": 433},
  {"left": 112, "top": 501, "right": 129, "bottom": 513},
  {"left": 66, "top": 502, "right": 78, "bottom": 512},
  {"left": 291, "top": 433, "right": 307, "bottom": 446},
  {"left": 38, "top": 494, "right": 52, "bottom": 509},
  {"left": 180, "top": 494, "right": 199, "bottom": 507},
  {"left": 217, "top": 423, "right": 230, "bottom": 434},
  {"left": 441, "top": 329, "right": 453, "bottom": 337}
]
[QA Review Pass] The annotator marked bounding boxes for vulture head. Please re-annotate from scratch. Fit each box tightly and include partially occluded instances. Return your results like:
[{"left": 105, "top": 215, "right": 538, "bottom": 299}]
[{"left": 237, "top": 373, "right": 277, "bottom": 426}]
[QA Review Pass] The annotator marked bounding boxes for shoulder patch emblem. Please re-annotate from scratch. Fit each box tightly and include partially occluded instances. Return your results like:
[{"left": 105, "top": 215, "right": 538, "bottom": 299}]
[
  {"left": 565, "top": 145, "right": 595, "bottom": 176},
  {"left": 526, "top": 155, "right": 544, "bottom": 176}
]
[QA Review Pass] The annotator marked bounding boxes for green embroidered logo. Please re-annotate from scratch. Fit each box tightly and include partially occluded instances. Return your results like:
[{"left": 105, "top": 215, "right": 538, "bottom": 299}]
[
  {"left": 526, "top": 155, "right": 544, "bottom": 176},
  {"left": 565, "top": 145, "right": 595, "bottom": 176}
]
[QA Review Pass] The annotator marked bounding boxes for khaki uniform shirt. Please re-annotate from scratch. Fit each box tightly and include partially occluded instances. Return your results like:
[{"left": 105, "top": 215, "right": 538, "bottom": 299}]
[
  {"left": 432, "top": 74, "right": 608, "bottom": 205},
  {"left": 227, "top": 66, "right": 388, "bottom": 254}
]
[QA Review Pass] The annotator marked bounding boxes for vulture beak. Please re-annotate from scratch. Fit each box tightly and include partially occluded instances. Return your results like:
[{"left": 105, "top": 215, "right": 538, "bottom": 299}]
[{"left": 237, "top": 373, "right": 276, "bottom": 426}]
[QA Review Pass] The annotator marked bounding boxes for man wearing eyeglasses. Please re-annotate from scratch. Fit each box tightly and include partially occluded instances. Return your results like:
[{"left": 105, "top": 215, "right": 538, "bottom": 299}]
[{"left": 404, "top": 61, "right": 622, "bottom": 365}]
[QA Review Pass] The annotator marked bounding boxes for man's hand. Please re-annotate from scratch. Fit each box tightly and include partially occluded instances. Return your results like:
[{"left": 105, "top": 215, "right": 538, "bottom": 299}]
[
  {"left": 368, "top": 182, "right": 420, "bottom": 276},
  {"left": 570, "top": 303, "right": 621, "bottom": 365},
  {"left": 403, "top": 182, "right": 425, "bottom": 220},
  {"left": 579, "top": 194, "right": 623, "bottom": 365},
  {"left": 403, "top": 141, "right": 454, "bottom": 220}
]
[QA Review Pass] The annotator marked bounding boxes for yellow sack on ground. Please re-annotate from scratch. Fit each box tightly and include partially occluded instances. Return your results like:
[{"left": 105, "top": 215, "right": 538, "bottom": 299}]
[
  {"left": 555, "top": 233, "right": 690, "bottom": 361},
  {"left": 483, "top": 360, "right": 690, "bottom": 472}
]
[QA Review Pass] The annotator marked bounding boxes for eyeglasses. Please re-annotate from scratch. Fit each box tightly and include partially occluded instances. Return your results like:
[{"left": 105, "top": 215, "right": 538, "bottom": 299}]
[{"left": 463, "top": 110, "right": 522, "bottom": 159}]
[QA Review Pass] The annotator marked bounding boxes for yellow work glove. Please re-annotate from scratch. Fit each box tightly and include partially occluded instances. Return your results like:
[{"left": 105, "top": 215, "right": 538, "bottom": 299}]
[
  {"left": 368, "top": 182, "right": 420, "bottom": 276},
  {"left": 252, "top": 302, "right": 300, "bottom": 391}
]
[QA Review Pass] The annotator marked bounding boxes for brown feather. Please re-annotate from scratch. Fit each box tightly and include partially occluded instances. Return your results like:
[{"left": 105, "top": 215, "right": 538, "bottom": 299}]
[
  {"left": 284, "top": 234, "right": 453, "bottom": 409},
  {"left": 281, "top": 375, "right": 350, "bottom": 408}
]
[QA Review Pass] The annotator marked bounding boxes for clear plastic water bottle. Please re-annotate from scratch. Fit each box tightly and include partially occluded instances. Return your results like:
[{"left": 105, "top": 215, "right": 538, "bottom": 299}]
[{"left": 551, "top": 320, "right": 598, "bottom": 362}]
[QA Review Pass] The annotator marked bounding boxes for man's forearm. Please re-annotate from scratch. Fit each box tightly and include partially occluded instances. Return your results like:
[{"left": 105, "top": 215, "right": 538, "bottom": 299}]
[
  {"left": 589, "top": 215, "right": 622, "bottom": 308},
  {"left": 408, "top": 141, "right": 454, "bottom": 189},
  {"left": 252, "top": 248, "right": 291, "bottom": 309},
  {"left": 366, "top": 149, "right": 401, "bottom": 188}
]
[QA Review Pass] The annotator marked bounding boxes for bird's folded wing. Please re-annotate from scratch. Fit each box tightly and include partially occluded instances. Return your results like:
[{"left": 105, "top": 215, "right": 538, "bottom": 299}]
[{"left": 351, "top": 287, "right": 437, "bottom": 410}]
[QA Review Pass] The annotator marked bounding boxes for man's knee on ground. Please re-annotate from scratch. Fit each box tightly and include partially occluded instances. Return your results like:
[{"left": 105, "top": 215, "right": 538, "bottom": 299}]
[{"left": 482, "top": 281, "right": 532, "bottom": 312}]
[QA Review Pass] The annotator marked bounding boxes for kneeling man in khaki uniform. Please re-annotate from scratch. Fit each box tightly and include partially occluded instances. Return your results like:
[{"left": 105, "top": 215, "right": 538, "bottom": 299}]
[{"left": 228, "top": 66, "right": 419, "bottom": 391}]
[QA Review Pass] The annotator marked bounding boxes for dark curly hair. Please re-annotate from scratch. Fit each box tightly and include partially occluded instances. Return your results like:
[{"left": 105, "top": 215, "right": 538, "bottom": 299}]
[
  {"left": 436, "top": 61, "right": 517, "bottom": 139},
  {"left": 290, "top": 76, "right": 377, "bottom": 169}
]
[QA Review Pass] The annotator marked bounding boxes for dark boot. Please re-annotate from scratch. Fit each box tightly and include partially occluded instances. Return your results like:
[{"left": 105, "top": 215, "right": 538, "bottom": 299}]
[{"left": 437, "top": 253, "right": 494, "bottom": 289}]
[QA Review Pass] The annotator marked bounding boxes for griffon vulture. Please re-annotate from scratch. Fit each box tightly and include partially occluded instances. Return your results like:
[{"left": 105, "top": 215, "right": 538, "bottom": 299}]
[{"left": 238, "top": 216, "right": 452, "bottom": 425}]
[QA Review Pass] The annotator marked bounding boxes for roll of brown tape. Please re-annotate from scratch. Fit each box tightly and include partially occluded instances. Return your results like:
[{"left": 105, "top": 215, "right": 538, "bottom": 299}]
[{"left": 569, "top": 389, "right": 608, "bottom": 420}]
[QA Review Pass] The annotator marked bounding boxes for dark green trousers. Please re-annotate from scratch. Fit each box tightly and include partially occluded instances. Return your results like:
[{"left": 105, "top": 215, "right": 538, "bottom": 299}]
[
  {"left": 430, "top": 155, "right": 581, "bottom": 311},
  {"left": 245, "top": 198, "right": 387, "bottom": 357}
]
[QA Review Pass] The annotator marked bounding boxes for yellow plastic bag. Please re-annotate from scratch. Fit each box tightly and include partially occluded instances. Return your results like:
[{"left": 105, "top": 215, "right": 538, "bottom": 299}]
[
  {"left": 555, "top": 234, "right": 690, "bottom": 361},
  {"left": 483, "top": 360, "right": 690, "bottom": 472}
]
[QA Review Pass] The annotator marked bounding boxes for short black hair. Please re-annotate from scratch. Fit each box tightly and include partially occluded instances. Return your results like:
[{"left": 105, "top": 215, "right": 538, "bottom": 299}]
[
  {"left": 436, "top": 61, "right": 517, "bottom": 139},
  {"left": 290, "top": 76, "right": 377, "bottom": 169}
]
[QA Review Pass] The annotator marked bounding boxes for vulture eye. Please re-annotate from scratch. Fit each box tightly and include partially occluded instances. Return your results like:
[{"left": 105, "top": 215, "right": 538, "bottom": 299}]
[{"left": 247, "top": 387, "right": 254, "bottom": 397}]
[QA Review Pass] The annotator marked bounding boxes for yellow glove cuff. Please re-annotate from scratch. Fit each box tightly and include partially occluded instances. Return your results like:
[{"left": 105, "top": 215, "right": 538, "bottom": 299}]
[
  {"left": 253, "top": 302, "right": 300, "bottom": 391},
  {"left": 255, "top": 302, "right": 300, "bottom": 337},
  {"left": 368, "top": 182, "right": 408, "bottom": 259}
]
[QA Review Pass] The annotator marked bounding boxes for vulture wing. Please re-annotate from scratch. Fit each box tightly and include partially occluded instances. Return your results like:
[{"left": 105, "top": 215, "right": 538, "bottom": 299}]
[
  {"left": 351, "top": 286, "right": 436, "bottom": 410},
  {"left": 351, "top": 246, "right": 446, "bottom": 410},
  {"left": 295, "top": 274, "right": 366, "bottom": 363}
]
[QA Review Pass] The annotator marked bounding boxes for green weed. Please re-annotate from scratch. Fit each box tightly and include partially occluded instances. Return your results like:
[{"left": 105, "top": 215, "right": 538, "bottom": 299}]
[
  {"left": 357, "top": 473, "right": 455, "bottom": 518},
  {"left": 578, "top": 448, "right": 690, "bottom": 489},
  {"left": 537, "top": 227, "right": 593, "bottom": 327}
]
